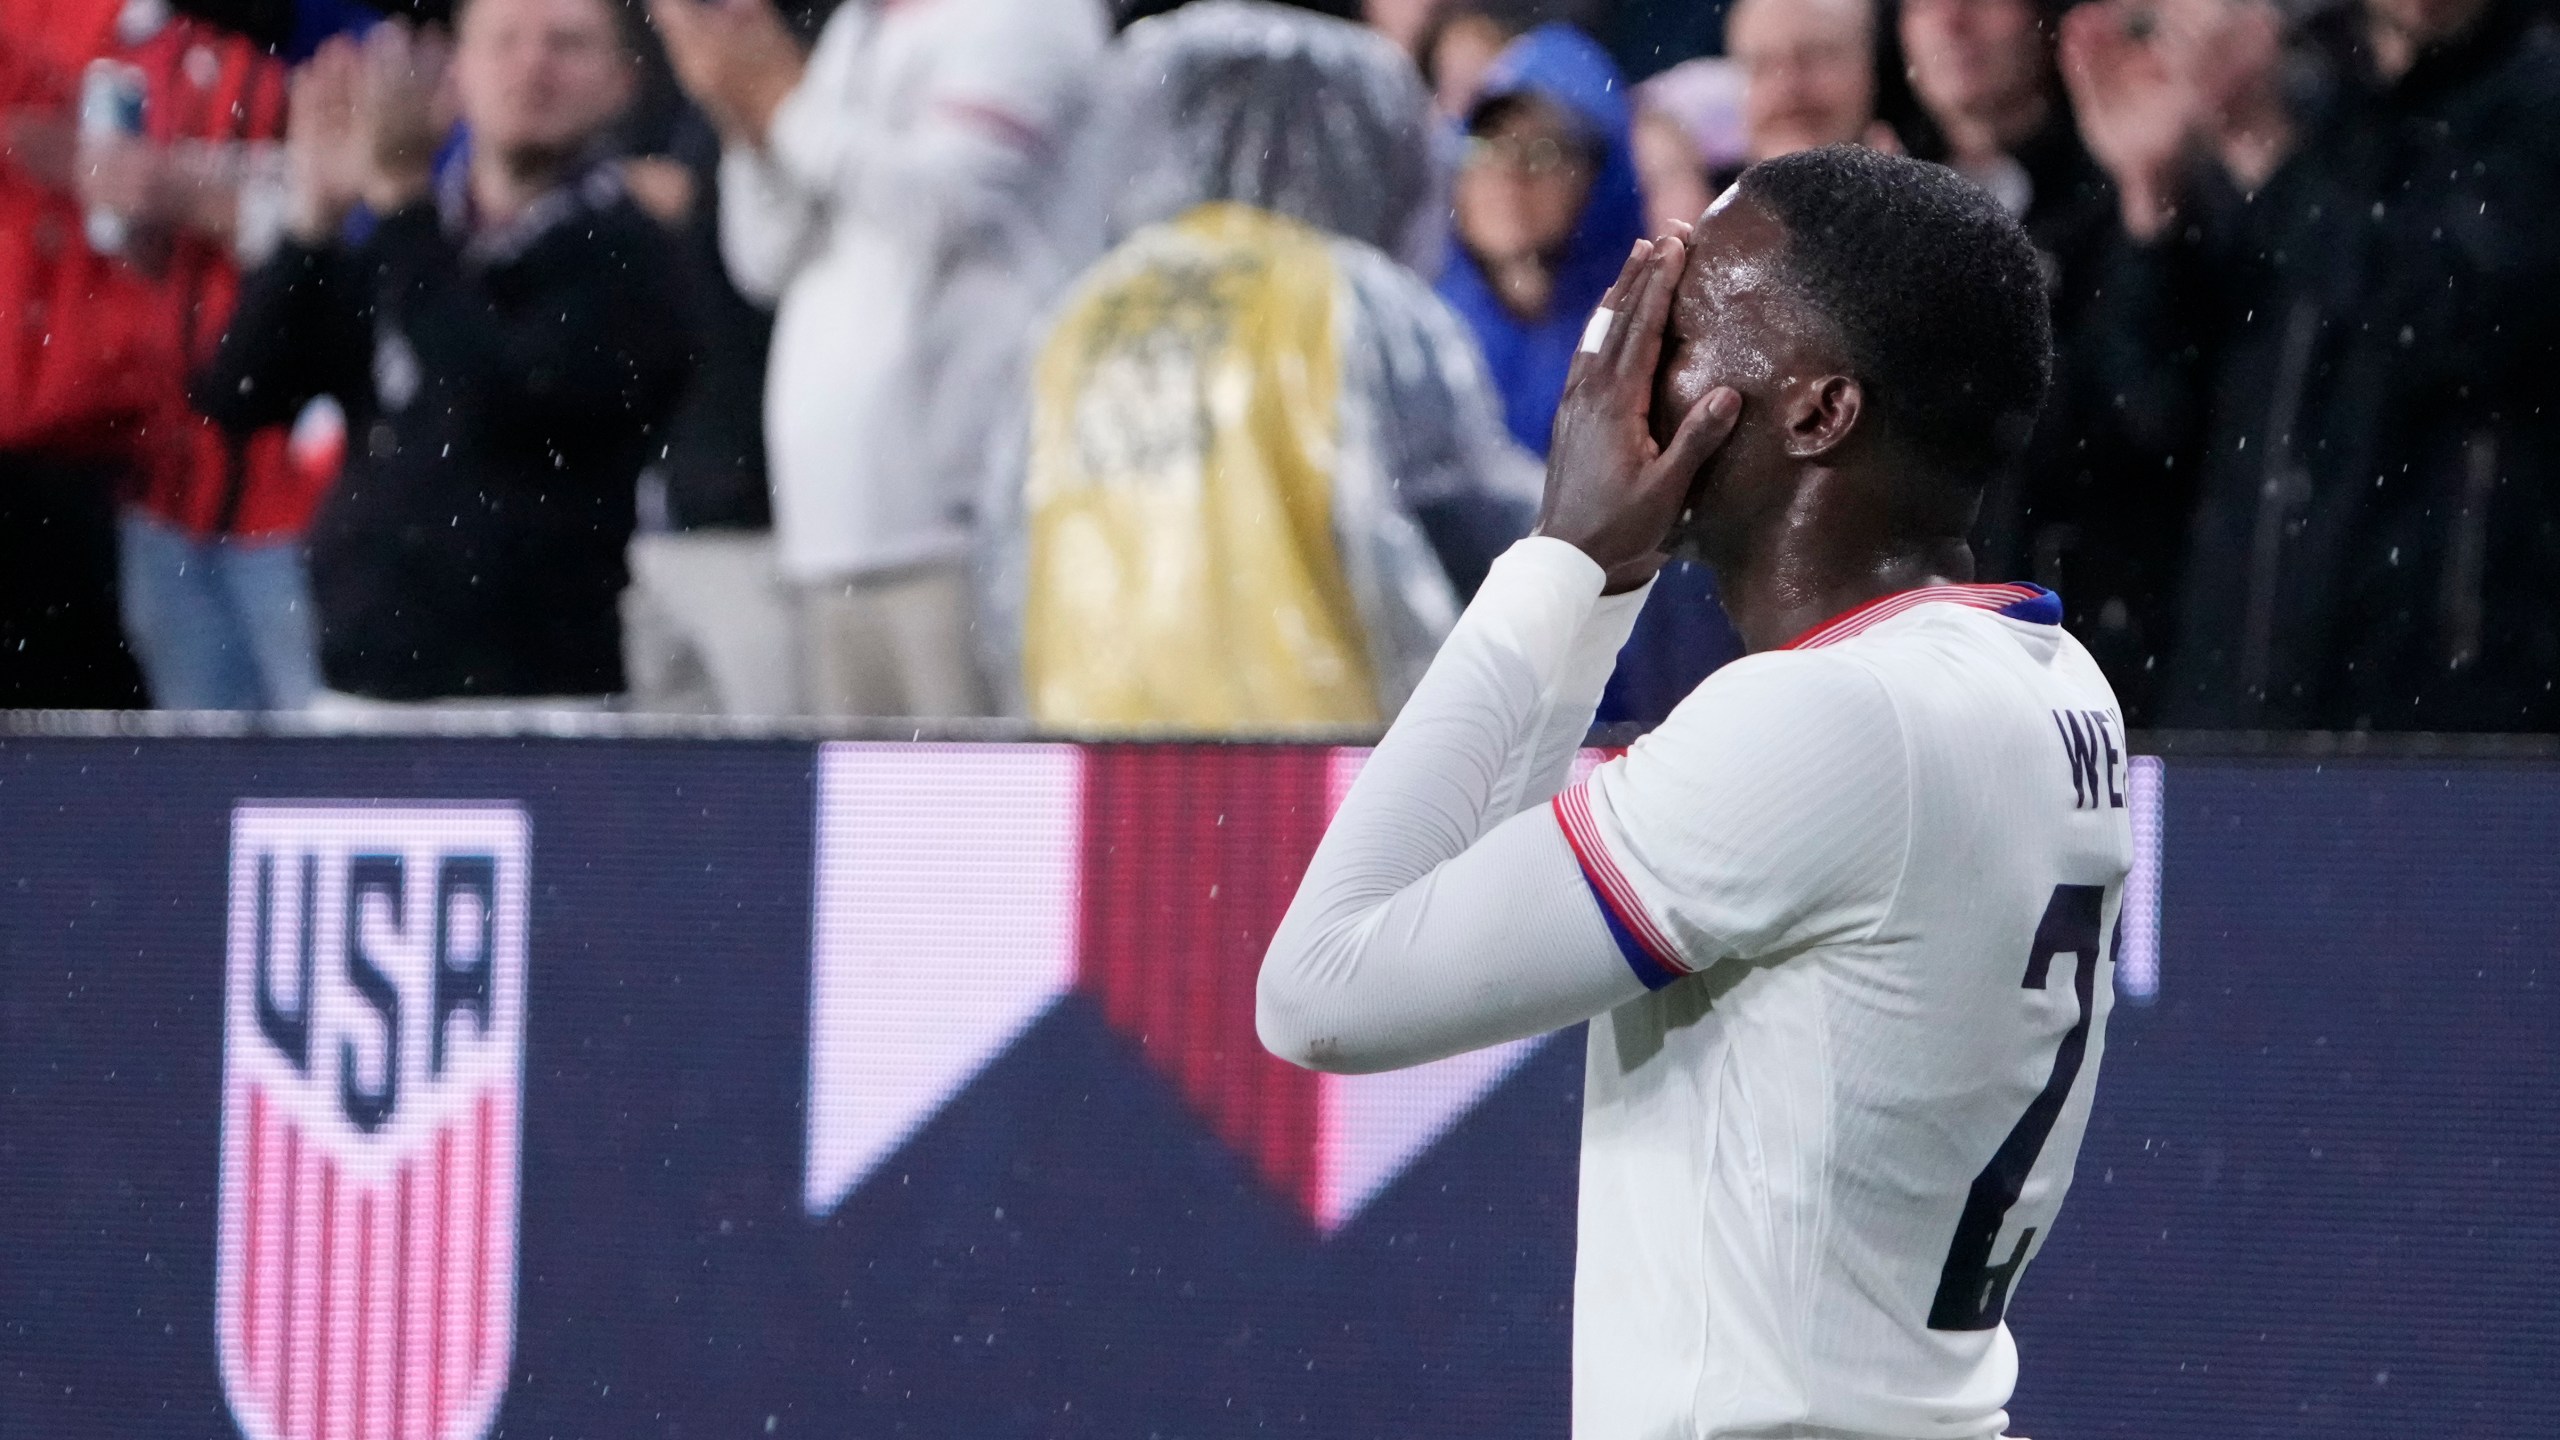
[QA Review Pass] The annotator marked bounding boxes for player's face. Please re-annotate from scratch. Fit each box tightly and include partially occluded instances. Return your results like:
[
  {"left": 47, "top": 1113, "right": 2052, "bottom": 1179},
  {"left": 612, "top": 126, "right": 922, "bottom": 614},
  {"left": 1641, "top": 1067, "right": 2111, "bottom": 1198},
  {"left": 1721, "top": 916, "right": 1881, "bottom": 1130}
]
[{"left": 1651, "top": 190, "right": 1840, "bottom": 563}]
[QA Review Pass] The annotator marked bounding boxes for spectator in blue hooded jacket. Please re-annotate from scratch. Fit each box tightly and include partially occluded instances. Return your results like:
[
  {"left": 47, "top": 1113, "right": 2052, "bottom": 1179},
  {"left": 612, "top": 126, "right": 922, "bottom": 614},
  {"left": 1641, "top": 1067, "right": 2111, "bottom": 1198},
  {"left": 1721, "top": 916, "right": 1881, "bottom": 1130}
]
[
  {"left": 1438, "top": 23, "right": 1743, "bottom": 727},
  {"left": 1437, "top": 23, "right": 1644, "bottom": 456}
]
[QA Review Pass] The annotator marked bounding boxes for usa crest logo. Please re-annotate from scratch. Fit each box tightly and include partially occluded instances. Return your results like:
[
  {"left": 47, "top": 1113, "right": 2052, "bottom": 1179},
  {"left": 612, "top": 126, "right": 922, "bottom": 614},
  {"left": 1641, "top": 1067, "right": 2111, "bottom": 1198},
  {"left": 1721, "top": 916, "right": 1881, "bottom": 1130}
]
[{"left": 216, "top": 805, "right": 530, "bottom": 1440}]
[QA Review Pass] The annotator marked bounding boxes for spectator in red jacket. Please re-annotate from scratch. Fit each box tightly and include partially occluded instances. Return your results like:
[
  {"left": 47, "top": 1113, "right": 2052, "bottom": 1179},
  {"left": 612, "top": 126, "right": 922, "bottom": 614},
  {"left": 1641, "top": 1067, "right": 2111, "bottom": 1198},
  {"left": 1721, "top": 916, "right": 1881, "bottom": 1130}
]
[
  {"left": 0, "top": 0, "right": 330, "bottom": 709},
  {"left": 0, "top": 0, "right": 157, "bottom": 705}
]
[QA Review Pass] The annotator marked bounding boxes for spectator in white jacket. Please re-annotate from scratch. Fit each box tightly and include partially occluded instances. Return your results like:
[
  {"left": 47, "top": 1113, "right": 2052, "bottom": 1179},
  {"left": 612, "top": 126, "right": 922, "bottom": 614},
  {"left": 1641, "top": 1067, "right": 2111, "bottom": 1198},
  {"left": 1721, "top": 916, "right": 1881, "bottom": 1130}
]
[{"left": 650, "top": 0, "right": 1107, "bottom": 718}]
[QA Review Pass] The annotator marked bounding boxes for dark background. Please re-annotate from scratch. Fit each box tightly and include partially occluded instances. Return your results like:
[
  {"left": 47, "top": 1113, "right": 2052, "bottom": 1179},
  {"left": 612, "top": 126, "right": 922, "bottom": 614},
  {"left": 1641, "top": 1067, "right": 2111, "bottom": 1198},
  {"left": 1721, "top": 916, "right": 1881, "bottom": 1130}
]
[{"left": 1, "top": 738, "right": 2553, "bottom": 1438}]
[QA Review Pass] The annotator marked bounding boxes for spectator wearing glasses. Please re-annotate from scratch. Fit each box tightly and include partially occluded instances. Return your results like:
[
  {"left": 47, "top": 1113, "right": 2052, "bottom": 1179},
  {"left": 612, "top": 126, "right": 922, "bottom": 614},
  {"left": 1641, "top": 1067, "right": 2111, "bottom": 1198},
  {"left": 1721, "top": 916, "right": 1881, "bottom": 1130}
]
[{"left": 1437, "top": 23, "right": 1643, "bottom": 459}]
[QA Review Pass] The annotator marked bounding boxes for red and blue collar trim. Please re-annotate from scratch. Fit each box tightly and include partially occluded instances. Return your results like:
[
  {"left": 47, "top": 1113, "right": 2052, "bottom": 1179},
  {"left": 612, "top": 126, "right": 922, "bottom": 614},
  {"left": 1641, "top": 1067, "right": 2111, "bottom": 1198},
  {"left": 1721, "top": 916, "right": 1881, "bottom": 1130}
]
[{"left": 1780, "top": 583, "right": 2060, "bottom": 651}]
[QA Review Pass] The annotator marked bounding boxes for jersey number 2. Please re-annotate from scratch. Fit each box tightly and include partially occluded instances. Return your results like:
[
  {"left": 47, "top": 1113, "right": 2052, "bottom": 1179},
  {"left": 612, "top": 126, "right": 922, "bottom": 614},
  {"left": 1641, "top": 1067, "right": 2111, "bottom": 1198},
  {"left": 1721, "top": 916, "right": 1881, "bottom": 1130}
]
[{"left": 1927, "top": 883, "right": 2111, "bottom": 1332}]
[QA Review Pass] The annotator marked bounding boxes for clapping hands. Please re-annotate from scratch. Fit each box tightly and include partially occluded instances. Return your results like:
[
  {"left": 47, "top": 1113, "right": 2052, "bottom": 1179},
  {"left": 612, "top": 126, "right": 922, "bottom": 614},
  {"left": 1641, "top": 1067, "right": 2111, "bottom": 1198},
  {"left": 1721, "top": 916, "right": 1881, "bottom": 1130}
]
[
  {"left": 285, "top": 21, "right": 453, "bottom": 244},
  {"left": 2059, "top": 0, "right": 2227, "bottom": 240},
  {"left": 649, "top": 0, "right": 807, "bottom": 148}
]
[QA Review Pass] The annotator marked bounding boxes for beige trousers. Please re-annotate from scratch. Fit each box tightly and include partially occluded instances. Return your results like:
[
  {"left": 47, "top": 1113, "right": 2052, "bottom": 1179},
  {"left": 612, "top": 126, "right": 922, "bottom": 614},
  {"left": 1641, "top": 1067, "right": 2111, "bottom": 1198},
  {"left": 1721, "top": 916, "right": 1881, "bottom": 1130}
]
[
  {"left": 798, "top": 561, "right": 990, "bottom": 719},
  {"left": 622, "top": 531, "right": 802, "bottom": 717}
]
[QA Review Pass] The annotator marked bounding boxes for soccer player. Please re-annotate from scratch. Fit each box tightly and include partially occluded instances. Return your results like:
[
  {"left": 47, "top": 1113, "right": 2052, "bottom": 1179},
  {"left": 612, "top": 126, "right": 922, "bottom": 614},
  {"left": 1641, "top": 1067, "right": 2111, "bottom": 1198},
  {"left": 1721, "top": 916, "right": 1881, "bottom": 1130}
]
[{"left": 1259, "top": 145, "right": 2132, "bottom": 1440}]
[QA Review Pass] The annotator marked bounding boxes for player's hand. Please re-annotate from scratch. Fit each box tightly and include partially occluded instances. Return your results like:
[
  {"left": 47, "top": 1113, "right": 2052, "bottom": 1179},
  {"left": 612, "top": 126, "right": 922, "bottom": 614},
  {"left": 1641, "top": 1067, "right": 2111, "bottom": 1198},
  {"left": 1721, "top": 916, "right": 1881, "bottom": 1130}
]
[{"left": 1536, "top": 235, "right": 1741, "bottom": 594}]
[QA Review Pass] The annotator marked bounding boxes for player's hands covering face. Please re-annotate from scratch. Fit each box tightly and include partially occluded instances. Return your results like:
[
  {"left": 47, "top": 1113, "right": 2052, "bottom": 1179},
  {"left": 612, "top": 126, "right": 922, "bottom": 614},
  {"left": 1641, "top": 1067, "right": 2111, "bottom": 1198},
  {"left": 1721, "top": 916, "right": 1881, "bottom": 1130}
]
[{"left": 1536, "top": 234, "right": 1742, "bottom": 595}]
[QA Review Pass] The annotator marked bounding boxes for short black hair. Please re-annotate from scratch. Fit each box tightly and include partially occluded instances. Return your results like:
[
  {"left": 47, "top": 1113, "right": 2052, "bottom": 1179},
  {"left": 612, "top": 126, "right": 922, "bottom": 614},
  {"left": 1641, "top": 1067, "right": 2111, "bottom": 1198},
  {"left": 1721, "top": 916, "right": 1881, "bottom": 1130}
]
[{"left": 1735, "top": 145, "right": 2052, "bottom": 487}]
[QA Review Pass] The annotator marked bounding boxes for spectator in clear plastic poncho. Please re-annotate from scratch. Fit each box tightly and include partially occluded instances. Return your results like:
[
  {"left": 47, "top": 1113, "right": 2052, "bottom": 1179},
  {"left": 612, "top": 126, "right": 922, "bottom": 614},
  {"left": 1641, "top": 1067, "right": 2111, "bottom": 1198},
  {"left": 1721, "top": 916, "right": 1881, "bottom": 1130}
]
[{"left": 986, "top": 0, "right": 1542, "bottom": 735}]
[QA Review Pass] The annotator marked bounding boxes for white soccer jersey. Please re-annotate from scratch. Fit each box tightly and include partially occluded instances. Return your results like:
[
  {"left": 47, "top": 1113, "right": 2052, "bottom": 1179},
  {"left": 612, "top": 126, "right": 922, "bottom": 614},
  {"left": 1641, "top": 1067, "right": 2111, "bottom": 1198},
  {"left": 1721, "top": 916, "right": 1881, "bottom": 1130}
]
[
  {"left": 1259, "top": 538, "right": 2134, "bottom": 1440},
  {"left": 1557, "top": 583, "right": 2133, "bottom": 1439}
]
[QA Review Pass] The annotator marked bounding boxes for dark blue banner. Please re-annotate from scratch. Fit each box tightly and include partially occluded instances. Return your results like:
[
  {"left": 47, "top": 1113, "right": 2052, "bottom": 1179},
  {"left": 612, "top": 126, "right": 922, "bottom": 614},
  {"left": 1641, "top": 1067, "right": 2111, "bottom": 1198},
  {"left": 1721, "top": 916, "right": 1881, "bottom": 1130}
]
[{"left": 0, "top": 739, "right": 2551, "bottom": 1439}]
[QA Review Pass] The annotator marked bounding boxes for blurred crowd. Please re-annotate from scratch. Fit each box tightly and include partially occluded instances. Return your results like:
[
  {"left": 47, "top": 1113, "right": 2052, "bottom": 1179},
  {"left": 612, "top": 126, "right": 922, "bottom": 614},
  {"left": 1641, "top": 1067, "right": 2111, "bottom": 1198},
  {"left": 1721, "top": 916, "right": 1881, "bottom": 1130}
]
[{"left": 1, "top": 0, "right": 2553, "bottom": 731}]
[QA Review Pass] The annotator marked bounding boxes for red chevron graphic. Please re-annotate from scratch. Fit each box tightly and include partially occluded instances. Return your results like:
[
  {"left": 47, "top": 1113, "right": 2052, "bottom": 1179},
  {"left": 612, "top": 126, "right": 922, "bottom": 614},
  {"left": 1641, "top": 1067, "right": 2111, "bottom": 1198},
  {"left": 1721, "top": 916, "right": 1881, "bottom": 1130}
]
[
  {"left": 1076, "top": 745, "right": 1335, "bottom": 1214},
  {"left": 803, "top": 744, "right": 1545, "bottom": 1230}
]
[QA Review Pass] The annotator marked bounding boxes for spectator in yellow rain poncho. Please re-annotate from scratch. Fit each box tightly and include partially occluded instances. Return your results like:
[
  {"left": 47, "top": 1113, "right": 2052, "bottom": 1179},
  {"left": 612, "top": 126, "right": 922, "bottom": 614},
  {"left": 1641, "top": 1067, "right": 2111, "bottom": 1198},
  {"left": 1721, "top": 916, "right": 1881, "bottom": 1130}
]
[{"left": 984, "top": 1, "right": 1542, "bottom": 735}]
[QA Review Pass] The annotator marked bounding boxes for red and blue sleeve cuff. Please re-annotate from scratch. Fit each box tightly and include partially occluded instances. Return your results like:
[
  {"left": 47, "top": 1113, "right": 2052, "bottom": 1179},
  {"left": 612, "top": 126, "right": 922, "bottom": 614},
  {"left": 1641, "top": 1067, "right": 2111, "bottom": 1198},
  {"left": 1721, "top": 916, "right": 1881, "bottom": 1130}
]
[{"left": 1551, "top": 784, "right": 1691, "bottom": 991}]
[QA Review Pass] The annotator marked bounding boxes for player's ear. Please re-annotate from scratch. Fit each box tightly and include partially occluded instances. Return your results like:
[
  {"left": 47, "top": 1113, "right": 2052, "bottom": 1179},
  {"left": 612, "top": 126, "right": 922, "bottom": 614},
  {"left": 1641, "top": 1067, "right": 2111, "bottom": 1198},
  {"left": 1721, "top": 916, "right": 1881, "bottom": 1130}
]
[{"left": 1780, "top": 373, "right": 1863, "bottom": 461}]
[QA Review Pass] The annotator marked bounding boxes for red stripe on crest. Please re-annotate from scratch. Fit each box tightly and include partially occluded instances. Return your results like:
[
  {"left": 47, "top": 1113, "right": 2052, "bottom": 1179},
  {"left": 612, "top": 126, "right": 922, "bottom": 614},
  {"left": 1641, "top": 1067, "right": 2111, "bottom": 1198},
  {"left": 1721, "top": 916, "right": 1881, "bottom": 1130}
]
[
  {"left": 355, "top": 1191, "right": 374, "bottom": 1440},
  {"left": 244, "top": 1086, "right": 266, "bottom": 1381},
  {"left": 471, "top": 1093, "right": 492, "bottom": 1391},
  {"left": 280, "top": 1122, "right": 302, "bottom": 1440},
  {"left": 394, "top": 1162, "right": 413, "bottom": 1440},
  {"left": 431, "top": 1125, "right": 451, "bottom": 1440},
  {"left": 454, "top": 1107, "right": 477, "bottom": 1434},
  {"left": 315, "top": 1158, "right": 336, "bottom": 1440}
]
